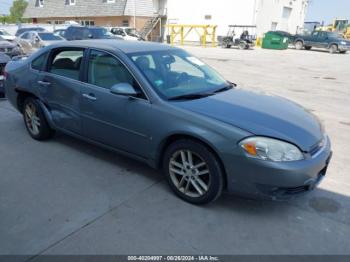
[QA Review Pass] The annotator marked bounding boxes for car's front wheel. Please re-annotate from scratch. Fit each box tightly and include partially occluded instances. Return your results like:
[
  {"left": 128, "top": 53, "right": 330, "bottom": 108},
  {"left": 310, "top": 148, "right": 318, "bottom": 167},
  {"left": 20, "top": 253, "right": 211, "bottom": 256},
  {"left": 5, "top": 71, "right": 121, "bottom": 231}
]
[
  {"left": 329, "top": 44, "right": 338, "bottom": 54},
  {"left": 163, "top": 139, "right": 224, "bottom": 205},
  {"left": 295, "top": 41, "right": 304, "bottom": 50},
  {"left": 23, "top": 97, "right": 54, "bottom": 140}
]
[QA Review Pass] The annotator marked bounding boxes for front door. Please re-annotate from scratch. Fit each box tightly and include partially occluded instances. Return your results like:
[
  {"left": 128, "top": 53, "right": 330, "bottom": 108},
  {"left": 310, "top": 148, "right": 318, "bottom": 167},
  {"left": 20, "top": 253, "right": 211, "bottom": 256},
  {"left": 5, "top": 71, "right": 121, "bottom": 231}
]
[
  {"left": 80, "top": 49, "right": 153, "bottom": 158},
  {"left": 317, "top": 31, "right": 329, "bottom": 48}
]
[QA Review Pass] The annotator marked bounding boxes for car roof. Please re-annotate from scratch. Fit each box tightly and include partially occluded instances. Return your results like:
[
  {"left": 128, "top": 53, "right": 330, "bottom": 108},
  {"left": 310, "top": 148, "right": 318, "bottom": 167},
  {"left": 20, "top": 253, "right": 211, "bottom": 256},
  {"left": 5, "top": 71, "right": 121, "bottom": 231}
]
[
  {"left": 48, "top": 40, "right": 178, "bottom": 54},
  {"left": 67, "top": 26, "right": 103, "bottom": 30}
]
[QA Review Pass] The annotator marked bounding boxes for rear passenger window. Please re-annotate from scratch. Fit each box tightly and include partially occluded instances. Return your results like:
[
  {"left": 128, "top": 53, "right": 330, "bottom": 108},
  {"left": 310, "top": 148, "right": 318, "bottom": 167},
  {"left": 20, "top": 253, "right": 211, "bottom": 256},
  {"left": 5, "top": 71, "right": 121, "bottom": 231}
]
[
  {"left": 31, "top": 52, "right": 48, "bottom": 71},
  {"left": 49, "top": 49, "right": 84, "bottom": 81}
]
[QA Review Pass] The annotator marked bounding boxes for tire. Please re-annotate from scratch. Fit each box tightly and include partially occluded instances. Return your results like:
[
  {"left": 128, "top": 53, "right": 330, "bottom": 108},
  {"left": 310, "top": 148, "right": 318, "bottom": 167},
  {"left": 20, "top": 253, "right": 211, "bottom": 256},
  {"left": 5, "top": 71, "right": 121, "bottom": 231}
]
[
  {"left": 340, "top": 50, "right": 347, "bottom": 54},
  {"left": 163, "top": 139, "right": 224, "bottom": 205},
  {"left": 305, "top": 46, "right": 312, "bottom": 50},
  {"left": 295, "top": 41, "right": 304, "bottom": 50},
  {"left": 225, "top": 44, "right": 232, "bottom": 49},
  {"left": 0, "top": 92, "right": 5, "bottom": 99},
  {"left": 23, "top": 97, "right": 54, "bottom": 141},
  {"left": 329, "top": 44, "right": 338, "bottom": 54},
  {"left": 239, "top": 42, "right": 247, "bottom": 50}
]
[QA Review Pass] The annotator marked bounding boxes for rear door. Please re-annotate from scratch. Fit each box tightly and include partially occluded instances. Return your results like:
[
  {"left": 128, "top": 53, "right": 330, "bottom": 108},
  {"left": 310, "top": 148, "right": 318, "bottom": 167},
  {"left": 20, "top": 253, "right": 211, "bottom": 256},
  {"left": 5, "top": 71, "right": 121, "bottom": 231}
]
[
  {"left": 36, "top": 47, "right": 86, "bottom": 135},
  {"left": 80, "top": 49, "right": 153, "bottom": 158}
]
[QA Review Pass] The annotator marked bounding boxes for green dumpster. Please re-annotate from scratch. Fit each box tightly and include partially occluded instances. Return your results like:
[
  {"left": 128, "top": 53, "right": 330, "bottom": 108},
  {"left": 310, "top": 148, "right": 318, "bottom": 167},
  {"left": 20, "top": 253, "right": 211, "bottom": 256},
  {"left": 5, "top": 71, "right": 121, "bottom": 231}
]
[{"left": 262, "top": 31, "right": 289, "bottom": 50}]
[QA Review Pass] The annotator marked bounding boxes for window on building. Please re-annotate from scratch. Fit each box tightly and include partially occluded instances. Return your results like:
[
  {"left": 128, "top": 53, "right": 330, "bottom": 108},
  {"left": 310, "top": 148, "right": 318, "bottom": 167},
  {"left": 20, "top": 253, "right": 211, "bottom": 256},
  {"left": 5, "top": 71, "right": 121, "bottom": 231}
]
[
  {"left": 106, "top": 0, "right": 116, "bottom": 3},
  {"left": 49, "top": 49, "right": 84, "bottom": 81},
  {"left": 65, "top": 0, "right": 76, "bottom": 6},
  {"left": 80, "top": 20, "right": 95, "bottom": 26},
  {"left": 204, "top": 15, "right": 212, "bottom": 20},
  {"left": 282, "top": 7, "right": 292, "bottom": 19},
  {"left": 122, "top": 20, "right": 129, "bottom": 27},
  {"left": 271, "top": 22, "right": 278, "bottom": 31},
  {"left": 36, "top": 0, "right": 44, "bottom": 7}
]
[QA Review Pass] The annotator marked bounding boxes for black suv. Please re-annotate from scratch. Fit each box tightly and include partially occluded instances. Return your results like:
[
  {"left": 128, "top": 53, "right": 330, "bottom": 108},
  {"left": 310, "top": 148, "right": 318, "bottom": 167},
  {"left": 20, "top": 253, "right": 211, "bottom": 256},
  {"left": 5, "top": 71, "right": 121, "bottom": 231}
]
[{"left": 64, "top": 26, "right": 123, "bottom": 41}]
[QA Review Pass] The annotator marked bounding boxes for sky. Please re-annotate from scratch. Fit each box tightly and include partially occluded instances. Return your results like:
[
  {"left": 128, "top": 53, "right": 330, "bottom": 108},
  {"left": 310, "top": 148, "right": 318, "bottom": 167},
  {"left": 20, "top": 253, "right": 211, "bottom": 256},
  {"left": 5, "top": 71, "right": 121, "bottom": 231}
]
[
  {"left": 0, "top": 0, "right": 349, "bottom": 24},
  {"left": 0, "top": 0, "right": 13, "bottom": 15},
  {"left": 306, "top": 0, "right": 350, "bottom": 24}
]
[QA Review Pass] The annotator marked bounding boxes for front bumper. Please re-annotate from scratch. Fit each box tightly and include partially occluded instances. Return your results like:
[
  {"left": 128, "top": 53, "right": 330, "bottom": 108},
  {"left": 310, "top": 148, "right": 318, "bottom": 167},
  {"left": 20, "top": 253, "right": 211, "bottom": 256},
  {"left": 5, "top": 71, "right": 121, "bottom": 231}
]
[
  {"left": 339, "top": 45, "right": 350, "bottom": 51},
  {"left": 222, "top": 136, "right": 332, "bottom": 200}
]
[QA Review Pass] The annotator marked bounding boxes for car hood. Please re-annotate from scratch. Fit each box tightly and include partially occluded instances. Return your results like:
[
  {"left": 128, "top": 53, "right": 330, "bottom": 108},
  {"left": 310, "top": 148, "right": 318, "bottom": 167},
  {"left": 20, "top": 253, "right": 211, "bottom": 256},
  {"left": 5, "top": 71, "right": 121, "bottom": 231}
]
[
  {"left": 0, "top": 41, "right": 16, "bottom": 48},
  {"left": 1, "top": 35, "right": 16, "bottom": 41},
  {"left": 173, "top": 89, "right": 323, "bottom": 152}
]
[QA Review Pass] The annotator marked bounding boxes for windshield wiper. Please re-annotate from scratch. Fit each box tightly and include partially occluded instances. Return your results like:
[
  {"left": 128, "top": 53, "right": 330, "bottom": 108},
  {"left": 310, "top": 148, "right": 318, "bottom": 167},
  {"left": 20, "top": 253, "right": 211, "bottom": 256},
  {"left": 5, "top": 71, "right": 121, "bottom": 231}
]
[
  {"left": 214, "top": 83, "right": 236, "bottom": 94},
  {"left": 168, "top": 92, "right": 214, "bottom": 101}
]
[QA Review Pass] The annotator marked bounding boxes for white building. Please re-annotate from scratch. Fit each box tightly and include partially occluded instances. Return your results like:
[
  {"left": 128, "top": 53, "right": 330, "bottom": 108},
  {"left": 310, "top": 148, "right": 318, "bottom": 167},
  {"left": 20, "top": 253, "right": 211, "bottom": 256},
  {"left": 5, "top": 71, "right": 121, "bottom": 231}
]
[{"left": 161, "top": 0, "right": 309, "bottom": 37}]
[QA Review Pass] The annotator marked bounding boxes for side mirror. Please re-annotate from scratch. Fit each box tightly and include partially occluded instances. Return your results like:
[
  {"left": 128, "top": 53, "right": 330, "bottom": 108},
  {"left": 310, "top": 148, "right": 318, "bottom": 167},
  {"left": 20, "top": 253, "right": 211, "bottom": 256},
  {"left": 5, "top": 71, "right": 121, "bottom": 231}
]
[
  {"left": 34, "top": 37, "right": 40, "bottom": 42},
  {"left": 110, "top": 83, "right": 139, "bottom": 97}
]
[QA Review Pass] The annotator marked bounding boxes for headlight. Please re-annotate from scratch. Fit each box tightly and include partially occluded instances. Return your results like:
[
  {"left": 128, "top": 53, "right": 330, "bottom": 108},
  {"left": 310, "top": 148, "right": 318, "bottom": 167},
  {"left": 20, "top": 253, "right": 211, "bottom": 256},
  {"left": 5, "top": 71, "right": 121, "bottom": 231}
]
[
  {"left": 340, "top": 41, "right": 347, "bottom": 45},
  {"left": 239, "top": 137, "right": 304, "bottom": 162}
]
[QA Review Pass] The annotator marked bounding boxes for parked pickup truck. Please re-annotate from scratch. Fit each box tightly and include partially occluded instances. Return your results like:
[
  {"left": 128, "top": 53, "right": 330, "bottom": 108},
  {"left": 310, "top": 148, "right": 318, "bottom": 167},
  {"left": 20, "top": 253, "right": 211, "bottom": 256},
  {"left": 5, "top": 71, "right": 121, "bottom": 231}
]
[{"left": 294, "top": 31, "right": 350, "bottom": 54}]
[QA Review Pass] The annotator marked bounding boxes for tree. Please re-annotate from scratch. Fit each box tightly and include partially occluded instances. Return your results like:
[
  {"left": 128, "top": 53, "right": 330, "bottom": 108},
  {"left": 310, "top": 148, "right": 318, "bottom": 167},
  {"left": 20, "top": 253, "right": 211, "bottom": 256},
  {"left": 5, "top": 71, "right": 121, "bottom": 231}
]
[{"left": 9, "top": 0, "right": 28, "bottom": 23}]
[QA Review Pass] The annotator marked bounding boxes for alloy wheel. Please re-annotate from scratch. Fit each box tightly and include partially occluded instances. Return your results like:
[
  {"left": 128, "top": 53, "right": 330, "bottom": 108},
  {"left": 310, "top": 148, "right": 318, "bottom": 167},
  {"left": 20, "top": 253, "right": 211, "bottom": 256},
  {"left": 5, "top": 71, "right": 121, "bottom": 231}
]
[
  {"left": 169, "top": 150, "right": 211, "bottom": 198},
  {"left": 24, "top": 102, "right": 41, "bottom": 136}
]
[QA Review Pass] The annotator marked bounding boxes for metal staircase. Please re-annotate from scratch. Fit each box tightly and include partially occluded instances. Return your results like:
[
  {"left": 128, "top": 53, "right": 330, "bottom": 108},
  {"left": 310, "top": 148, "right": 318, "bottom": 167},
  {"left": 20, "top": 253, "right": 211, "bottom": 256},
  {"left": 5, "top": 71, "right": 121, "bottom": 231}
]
[{"left": 139, "top": 15, "right": 162, "bottom": 41}]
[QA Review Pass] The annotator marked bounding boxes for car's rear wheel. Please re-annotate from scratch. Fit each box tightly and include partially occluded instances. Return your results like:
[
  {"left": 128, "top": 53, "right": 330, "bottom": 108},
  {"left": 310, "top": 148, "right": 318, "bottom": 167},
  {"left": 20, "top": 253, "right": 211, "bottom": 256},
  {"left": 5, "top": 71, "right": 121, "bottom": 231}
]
[
  {"left": 163, "top": 139, "right": 224, "bottom": 205},
  {"left": 340, "top": 50, "right": 347, "bottom": 54},
  {"left": 0, "top": 92, "right": 5, "bottom": 99},
  {"left": 239, "top": 42, "right": 247, "bottom": 50},
  {"left": 329, "top": 44, "right": 338, "bottom": 54},
  {"left": 295, "top": 41, "right": 304, "bottom": 50},
  {"left": 23, "top": 97, "right": 54, "bottom": 140}
]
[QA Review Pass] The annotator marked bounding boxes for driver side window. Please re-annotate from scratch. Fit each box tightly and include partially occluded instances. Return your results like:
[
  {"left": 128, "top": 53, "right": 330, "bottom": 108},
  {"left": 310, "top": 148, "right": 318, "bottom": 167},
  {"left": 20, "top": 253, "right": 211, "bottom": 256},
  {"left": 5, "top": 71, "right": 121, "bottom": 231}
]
[{"left": 87, "top": 50, "right": 145, "bottom": 98}]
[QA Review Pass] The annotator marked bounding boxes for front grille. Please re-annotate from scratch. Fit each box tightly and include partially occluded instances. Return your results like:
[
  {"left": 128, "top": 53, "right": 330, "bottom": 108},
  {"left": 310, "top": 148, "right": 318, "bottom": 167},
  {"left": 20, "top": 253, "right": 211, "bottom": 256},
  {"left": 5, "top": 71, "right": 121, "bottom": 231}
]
[{"left": 282, "top": 185, "right": 310, "bottom": 195}]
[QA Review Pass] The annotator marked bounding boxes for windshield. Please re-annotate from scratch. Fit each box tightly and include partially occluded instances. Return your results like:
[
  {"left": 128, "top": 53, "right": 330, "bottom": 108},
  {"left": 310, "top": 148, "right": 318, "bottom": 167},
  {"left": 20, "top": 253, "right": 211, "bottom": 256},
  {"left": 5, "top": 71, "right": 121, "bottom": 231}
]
[
  {"left": 91, "top": 28, "right": 114, "bottom": 39},
  {"left": 38, "top": 33, "right": 62, "bottom": 41},
  {"left": 0, "top": 30, "right": 11, "bottom": 36},
  {"left": 129, "top": 49, "right": 229, "bottom": 100},
  {"left": 125, "top": 28, "right": 139, "bottom": 37}
]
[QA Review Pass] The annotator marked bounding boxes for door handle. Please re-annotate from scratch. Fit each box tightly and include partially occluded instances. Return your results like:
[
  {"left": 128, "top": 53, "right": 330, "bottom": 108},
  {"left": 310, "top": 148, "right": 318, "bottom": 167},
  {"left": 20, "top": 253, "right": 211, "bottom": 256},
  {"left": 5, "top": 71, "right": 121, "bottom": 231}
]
[
  {"left": 37, "top": 80, "right": 51, "bottom": 86},
  {"left": 82, "top": 93, "right": 97, "bottom": 101}
]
